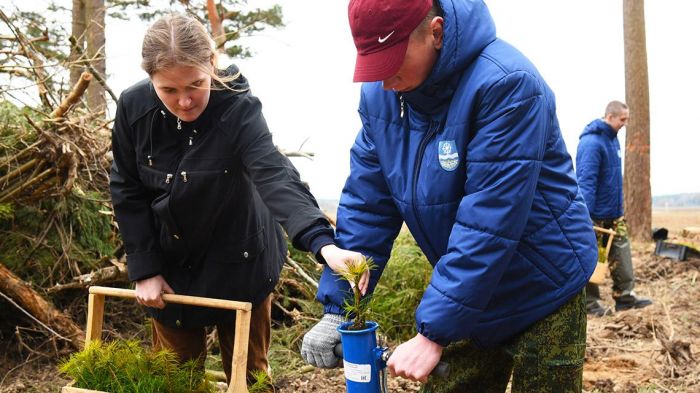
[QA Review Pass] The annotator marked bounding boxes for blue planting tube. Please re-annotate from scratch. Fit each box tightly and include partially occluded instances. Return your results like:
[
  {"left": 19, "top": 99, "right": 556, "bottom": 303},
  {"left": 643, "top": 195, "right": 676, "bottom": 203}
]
[{"left": 337, "top": 321, "right": 385, "bottom": 393}]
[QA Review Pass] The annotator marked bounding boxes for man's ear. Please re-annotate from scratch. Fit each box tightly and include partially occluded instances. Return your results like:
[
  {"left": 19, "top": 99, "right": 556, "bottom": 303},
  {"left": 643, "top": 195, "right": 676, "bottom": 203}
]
[{"left": 431, "top": 17, "right": 444, "bottom": 50}]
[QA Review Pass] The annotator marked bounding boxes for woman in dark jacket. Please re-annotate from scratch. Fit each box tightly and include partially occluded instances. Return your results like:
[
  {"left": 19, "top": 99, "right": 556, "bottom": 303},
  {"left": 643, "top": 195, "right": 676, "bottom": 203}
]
[{"left": 110, "top": 13, "right": 359, "bottom": 383}]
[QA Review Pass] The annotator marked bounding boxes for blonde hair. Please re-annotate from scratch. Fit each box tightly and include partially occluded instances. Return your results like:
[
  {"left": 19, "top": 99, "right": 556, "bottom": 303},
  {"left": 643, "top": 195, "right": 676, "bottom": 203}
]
[{"left": 141, "top": 14, "right": 241, "bottom": 88}]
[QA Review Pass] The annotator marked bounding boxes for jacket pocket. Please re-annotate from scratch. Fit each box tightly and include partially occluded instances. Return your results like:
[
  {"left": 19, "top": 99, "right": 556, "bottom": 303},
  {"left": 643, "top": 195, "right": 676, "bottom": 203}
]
[
  {"left": 167, "top": 165, "right": 234, "bottom": 251},
  {"left": 151, "top": 193, "right": 187, "bottom": 259},
  {"left": 138, "top": 163, "right": 173, "bottom": 192},
  {"left": 210, "top": 228, "right": 267, "bottom": 264},
  {"left": 138, "top": 164, "right": 186, "bottom": 258},
  {"left": 516, "top": 242, "right": 566, "bottom": 287}
]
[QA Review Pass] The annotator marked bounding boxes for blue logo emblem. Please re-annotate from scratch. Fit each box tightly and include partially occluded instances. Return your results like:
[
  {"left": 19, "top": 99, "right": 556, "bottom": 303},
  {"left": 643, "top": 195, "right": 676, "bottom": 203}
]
[{"left": 438, "top": 140, "right": 459, "bottom": 171}]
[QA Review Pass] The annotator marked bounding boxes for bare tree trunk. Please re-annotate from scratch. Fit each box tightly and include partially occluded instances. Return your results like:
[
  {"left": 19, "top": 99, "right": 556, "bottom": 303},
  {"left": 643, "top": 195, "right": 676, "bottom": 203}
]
[
  {"left": 86, "top": 0, "right": 106, "bottom": 114},
  {"left": 623, "top": 0, "right": 652, "bottom": 242},
  {"left": 207, "top": 0, "right": 226, "bottom": 53},
  {"left": 70, "top": 0, "right": 86, "bottom": 87}
]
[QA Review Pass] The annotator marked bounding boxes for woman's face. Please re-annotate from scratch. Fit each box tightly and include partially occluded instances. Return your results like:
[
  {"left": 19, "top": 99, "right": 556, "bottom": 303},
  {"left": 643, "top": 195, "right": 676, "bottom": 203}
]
[{"left": 151, "top": 64, "right": 212, "bottom": 122}]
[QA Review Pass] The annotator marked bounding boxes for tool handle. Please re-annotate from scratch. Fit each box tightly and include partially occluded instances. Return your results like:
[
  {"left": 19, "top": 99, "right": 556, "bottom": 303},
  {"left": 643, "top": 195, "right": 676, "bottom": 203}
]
[{"left": 333, "top": 344, "right": 450, "bottom": 378}]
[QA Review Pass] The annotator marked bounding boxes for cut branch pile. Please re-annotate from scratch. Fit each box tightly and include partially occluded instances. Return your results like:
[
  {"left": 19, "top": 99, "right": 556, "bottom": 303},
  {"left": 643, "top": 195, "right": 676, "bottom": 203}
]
[
  {"left": 0, "top": 72, "right": 112, "bottom": 205},
  {"left": 1, "top": 10, "right": 111, "bottom": 205},
  {"left": 0, "top": 9, "right": 118, "bottom": 358}
]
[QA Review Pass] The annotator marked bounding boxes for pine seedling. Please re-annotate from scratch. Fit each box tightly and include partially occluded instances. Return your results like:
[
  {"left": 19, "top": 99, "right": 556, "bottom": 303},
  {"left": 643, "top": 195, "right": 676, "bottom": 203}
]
[
  {"left": 336, "top": 256, "right": 376, "bottom": 330},
  {"left": 59, "top": 339, "right": 213, "bottom": 393},
  {"left": 248, "top": 369, "right": 274, "bottom": 393}
]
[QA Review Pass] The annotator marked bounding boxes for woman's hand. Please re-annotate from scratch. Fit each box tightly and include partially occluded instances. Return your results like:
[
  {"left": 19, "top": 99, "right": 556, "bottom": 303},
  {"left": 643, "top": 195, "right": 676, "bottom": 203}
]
[
  {"left": 320, "top": 245, "right": 370, "bottom": 295},
  {"left": 135, "top": 275, "right": 174, "bottom": 309}
]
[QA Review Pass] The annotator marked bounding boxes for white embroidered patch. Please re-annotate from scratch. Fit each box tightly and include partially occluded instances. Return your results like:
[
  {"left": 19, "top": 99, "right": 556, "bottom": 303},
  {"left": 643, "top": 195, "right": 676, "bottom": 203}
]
[{"left": 438, "top": 140, "right": 459, "bottom": 171}]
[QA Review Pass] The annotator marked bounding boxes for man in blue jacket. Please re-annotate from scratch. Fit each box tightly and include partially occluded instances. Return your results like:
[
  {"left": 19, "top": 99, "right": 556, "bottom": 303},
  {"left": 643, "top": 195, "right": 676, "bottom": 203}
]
[
  {"left": 302, "top": 0, "right": 597, "bottom": 390},
  {"left": 576, "top": 101, "right": 652, "bottom": 317}
]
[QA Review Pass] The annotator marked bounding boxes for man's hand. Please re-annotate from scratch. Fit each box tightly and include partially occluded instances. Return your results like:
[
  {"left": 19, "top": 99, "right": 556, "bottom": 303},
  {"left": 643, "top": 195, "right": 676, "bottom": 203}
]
[
  {"left": 135, "top": 275, "right": 174, "bottom": 309},
  {"left": 301, "top": 314, "right": 347, "bottom": 368},
  {"left": 387, "top": 333, "right": 444, "bottom": 383},
  {"left": 320, "top": 245, "right": 369, "bottom": 295}
]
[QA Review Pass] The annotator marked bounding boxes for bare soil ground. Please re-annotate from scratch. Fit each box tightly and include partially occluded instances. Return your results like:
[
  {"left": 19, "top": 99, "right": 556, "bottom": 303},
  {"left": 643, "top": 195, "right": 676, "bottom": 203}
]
[{"left": 1, "top": 209, "right": 698, "bottom": 393}]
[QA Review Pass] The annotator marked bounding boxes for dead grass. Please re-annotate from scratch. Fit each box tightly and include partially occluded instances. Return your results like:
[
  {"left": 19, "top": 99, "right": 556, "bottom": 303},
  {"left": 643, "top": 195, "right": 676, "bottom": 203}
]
[{"left": 583, "top": 238, "right": 700, "bottom": 392}]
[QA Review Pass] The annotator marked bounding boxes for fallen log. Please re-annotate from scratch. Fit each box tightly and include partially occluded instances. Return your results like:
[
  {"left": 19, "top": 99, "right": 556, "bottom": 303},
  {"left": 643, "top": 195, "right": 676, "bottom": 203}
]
[{"left": 0, "top": 261, "right": 84, "bottom": 350}]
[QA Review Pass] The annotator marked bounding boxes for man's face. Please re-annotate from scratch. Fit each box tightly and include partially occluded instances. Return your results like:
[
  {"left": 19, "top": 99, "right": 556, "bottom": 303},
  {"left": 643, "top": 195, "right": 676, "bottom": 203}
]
[
  {"left": 382, "top": 17, "right": 443, "bottom": 93},
  {"left": 606, "top": 109, "right": 629, "bottom": 132},
  {"left": 151, "top": 64, "right": 212, "bottom": 122}
]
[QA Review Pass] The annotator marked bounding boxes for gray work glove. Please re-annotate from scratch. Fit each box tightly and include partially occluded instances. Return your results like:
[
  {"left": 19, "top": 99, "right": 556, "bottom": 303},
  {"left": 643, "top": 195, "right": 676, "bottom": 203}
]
[{"left": 301, "top": 313, "right": 347, "bottom": 368}]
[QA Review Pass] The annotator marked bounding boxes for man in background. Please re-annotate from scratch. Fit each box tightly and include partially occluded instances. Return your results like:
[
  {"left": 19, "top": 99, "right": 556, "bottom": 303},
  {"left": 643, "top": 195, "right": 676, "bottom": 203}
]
[{"left": 576, "top": 100, "right": 653, "bottom": 317}]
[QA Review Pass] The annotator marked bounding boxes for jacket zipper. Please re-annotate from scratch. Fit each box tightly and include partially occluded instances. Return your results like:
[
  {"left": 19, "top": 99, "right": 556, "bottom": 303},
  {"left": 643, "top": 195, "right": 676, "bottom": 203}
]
[{"left": 412, "top": 120, "right": 440, "bottom": 260}]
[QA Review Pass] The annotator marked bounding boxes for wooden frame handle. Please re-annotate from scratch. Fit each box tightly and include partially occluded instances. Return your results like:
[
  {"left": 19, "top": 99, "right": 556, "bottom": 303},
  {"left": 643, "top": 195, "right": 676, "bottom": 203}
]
[
  {"left": 593, "top": 226, "right": 616, "bottom": 262},
  {"left": 84, "top": 286, "right": 251, "bottom": 393},
  {"left": 88, "top": 286, "right": 252, "bottom": 311}
]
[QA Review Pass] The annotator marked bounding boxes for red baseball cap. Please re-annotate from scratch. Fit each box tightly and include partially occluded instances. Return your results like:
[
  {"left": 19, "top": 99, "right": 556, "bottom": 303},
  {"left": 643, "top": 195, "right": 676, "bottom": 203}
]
[{"left": 348, "top": 0, "right": 432, "bottom": 82}]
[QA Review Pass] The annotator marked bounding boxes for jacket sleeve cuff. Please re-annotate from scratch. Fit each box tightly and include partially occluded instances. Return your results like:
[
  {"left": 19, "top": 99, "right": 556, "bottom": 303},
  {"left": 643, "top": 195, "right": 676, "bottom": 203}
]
[
  {"left": 415, "top": 284, "right": 480, "bottom": 347},
  {"left": 323, "top": 302, "right": 347, "bottom": 317},
  {"left": 309, "top": 234, "right": 335, "bottom": 264},
  {"left": 126, "top": 251, "right": 164, "bottom": 282},
  {"left": 293, "top": 220, "right": 335, "bottom": 252}
]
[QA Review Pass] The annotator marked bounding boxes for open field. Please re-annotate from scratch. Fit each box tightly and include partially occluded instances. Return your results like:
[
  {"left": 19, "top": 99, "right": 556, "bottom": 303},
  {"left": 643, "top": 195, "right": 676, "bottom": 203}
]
[{"left": 653, "top": 208, "right": 700, "bottom": 235}]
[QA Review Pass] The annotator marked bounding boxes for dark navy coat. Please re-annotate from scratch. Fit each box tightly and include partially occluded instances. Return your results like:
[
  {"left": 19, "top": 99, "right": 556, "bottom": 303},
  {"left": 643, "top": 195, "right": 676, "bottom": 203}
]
[
  {"left": 575, "top": 118, "right": 624, "bottom": 220},
  {"left": 110, "top": 67, "right": 333, "bottom": 327},
  {"left": 317, "top": 0, "right": 597, "bottom": 348}
]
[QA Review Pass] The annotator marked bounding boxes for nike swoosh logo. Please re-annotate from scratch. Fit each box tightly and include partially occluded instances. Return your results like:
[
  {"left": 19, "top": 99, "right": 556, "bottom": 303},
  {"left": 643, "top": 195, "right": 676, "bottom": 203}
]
[{"left": 377, "top": 31, "right": 395, "bottom": 43}]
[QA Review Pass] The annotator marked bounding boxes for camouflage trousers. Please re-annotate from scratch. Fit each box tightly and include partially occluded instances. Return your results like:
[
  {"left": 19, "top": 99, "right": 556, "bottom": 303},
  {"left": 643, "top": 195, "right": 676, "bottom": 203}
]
[
  {"left": 586, "top": 217, "right": 635, "bottom": 306},
  {"left": 420, "top": 289, "right": 586, "bottom": 393}
]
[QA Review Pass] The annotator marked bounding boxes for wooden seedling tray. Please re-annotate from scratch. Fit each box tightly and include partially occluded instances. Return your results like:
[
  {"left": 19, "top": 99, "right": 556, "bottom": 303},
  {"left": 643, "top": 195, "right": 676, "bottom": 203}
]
[{"left": 62, "top": 286, "right": 252, "bottom": 393}]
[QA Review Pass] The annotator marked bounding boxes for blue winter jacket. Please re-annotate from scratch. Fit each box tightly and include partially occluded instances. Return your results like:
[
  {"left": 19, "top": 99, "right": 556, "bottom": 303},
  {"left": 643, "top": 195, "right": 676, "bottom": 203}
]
[
  {"left": 575, "top": 119, "right": 624, "bottom": 220},
  {"left": 317, "top": 0, "right": 597, "bottom": 348}
]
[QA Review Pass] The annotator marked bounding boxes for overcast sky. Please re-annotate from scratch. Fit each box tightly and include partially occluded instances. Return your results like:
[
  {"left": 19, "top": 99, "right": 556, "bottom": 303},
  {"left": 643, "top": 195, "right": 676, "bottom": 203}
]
[{"left": 10, "top": 0, "right": 700, "bottom": 200}]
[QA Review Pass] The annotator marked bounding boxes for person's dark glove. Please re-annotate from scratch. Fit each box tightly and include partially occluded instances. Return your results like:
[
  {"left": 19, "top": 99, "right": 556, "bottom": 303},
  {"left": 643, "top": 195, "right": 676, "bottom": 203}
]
[{"left": 301, "top": 314, "right": 347, "bottom": 368}]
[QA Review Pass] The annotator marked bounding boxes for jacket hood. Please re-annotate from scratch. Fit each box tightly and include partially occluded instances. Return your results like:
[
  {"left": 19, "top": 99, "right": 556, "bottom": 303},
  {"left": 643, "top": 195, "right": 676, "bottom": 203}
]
[
  {"left": 580, "top": 118, "right": 616, "bottom": 139},
  {"left": 403, "top": 0, "right": 496, "bottom": 114},
  {"left": 209, "top": 64, "right": 250, "bottom": 107}
]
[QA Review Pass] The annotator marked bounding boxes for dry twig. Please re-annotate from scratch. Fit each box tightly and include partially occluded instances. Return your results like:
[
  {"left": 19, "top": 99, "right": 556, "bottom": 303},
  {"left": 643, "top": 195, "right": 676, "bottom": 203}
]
[{"left": 286, "top": 256, "right": 319, "bottom": 289}]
